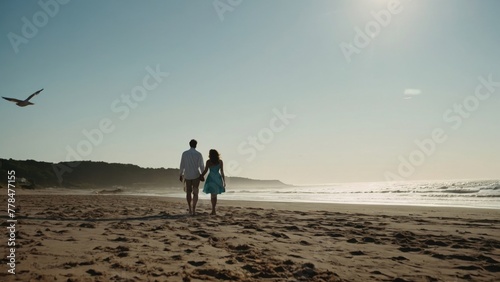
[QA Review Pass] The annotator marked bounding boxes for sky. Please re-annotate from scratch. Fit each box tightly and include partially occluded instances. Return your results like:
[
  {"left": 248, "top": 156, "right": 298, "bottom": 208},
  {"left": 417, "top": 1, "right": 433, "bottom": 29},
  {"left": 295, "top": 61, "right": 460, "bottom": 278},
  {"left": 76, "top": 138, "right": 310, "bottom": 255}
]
[{"left": 1, "top": 0, "right": 499, "bottom": 185}]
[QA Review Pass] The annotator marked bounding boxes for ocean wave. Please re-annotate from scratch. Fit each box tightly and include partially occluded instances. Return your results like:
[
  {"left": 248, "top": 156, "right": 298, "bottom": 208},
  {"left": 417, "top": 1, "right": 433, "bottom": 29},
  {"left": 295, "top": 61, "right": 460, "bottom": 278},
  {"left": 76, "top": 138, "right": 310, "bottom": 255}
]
[
  {"left": 444, "top": 189, "right": 480, "bottom": 194},
  {"left": 475, "top": 194, "right": 500, "bottom": 198},
  {"left": 482, "top": 185, "right": 500, "bottom": 191}
]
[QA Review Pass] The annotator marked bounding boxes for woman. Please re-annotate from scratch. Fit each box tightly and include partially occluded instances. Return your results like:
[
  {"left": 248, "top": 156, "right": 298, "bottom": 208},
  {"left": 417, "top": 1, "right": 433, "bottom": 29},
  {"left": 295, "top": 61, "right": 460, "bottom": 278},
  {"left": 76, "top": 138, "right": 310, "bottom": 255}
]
[{"left": 200, "top": 149, "right": 226, "bottom": 215}]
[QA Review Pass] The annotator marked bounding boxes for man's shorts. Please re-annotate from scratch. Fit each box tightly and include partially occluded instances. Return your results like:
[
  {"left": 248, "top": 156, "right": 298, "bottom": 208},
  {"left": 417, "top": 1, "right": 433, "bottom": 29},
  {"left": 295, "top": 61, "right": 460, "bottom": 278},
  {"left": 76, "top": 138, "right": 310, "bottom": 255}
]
[{"left": 185, "top": 178, "right": 200, "bottom": 194}]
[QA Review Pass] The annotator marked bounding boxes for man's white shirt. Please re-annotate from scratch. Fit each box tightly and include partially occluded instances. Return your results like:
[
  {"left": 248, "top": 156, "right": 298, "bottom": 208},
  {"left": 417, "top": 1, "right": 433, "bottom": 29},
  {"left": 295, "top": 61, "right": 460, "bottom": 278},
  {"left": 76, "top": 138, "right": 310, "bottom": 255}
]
[{"left": 179, "top": 148, "right": 204, "bottom": 180}]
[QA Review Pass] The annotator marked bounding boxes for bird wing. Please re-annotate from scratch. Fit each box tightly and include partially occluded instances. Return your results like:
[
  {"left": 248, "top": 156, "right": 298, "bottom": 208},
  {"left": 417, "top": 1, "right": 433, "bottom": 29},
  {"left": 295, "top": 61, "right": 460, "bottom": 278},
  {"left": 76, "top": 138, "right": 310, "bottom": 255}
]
[
  {"left": 25, "top": 88, "right": 44, "bottom": 101},
  {"left": 2, "top": 97, "right": 23, "bottom": 103}
]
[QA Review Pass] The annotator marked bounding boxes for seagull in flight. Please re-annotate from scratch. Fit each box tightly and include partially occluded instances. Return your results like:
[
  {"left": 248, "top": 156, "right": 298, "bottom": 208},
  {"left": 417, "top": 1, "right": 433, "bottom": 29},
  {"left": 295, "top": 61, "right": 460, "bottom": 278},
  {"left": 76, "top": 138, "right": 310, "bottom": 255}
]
[{"left": 2, "top": 89, "right": 44, "bottom": 107}]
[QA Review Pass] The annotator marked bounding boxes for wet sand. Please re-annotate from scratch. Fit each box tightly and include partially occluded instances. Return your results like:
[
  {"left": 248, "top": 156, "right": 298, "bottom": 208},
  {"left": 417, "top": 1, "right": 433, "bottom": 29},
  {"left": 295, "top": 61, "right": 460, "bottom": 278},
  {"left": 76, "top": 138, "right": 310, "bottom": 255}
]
[{"left": 1, "top": 193, "right": 499, "bottom": 281}]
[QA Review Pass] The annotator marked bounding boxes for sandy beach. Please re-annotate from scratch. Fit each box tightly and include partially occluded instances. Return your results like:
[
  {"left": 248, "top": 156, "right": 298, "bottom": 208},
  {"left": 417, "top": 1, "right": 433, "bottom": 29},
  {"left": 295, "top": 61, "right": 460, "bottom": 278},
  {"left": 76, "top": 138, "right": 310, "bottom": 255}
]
[{"left": 1, "top": 193, "right": 499, "bottom": 281}]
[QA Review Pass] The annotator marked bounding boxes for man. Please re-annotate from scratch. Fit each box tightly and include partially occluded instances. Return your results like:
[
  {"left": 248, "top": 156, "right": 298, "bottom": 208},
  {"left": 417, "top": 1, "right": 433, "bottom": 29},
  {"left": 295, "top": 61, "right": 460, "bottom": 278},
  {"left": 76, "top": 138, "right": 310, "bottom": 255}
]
[{"left": 179, "top": 139, "right": 204, "bottom": 215}]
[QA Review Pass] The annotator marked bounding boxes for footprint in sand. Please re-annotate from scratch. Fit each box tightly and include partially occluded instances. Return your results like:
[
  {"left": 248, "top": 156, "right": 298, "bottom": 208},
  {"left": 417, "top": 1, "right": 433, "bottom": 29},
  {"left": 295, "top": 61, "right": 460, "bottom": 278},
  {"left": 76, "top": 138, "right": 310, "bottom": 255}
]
[
  {"left": 455, "top": 265, "right": 482, "bottom": 271},
  {"left": 86, "top": 269, "right": 102, "bottom": 276},
  {"left": 112, "top": 245, "right": 130, "bottom": 258},
  {"left": 391, "top": 256, "right": 408, "bottom": 261},
  {"left": 398, "top": 246, "right": 421, "bottom": 252},
  {"left": 270, "top": 231, "right": 289, "bottom": 239},
  {"left": 284, "top": 225, "right": 301, "bottom": 231},
  {"left": 53, "top": 229, "right": 69, "bottom": 234},
  {"left": 424, "top": 239, "right": 448, "bottom": 247},
  {"left": 229, "top": 244, "right": 252, "bottom": 252},
  {"left": 292, "top": 263, "right": 317, "bottom": 280},
  {"left": 63, "top": 262, "right": 78, "bottom": 269},
  {"left": 242, "top": 264, "right": 260, "bottom": 274},
  {"left": 176, "top": 234, "right": 199, "bottom": 241},
  {"left": 109, "top": 236, "right": 139, "bottom": 243},
  {"left": 362, "top": 237, "right": 378, "bottom": 243},
  {"left": 191, "top": 230, "right": 211, "bottom": 238},
  {"left": 326, "top": 232, "right": 343, "bottom": 238},
  {"left": 484, "top": 265, "right": 500, "bottom": 272},
  {"left": 171, "top": 255, "right": 183, "bottom": 260},
  {"left": 188, "top": 261, "right": 207, "bottom": 267}
]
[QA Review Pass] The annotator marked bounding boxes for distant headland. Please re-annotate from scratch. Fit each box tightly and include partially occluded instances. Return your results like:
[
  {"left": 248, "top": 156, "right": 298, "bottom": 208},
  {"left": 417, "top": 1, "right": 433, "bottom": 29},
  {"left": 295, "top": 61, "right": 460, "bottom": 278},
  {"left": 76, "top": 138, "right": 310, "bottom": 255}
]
[{"left": 0, "top": 158, "right": 289, "bottom": 189}]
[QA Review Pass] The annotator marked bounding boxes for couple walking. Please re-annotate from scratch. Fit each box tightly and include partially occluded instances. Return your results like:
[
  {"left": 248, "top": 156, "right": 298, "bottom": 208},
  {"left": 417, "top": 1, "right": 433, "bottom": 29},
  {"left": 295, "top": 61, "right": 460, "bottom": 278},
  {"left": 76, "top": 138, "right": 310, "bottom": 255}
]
[{"left": 179, "top": 139, "right": 226, "bottom": 216}]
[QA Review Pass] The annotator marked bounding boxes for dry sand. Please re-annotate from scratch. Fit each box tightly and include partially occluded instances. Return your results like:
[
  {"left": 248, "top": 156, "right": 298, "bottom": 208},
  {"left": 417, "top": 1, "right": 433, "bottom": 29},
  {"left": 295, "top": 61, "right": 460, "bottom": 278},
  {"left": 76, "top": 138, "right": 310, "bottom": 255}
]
[{"left": 1, "top": 193, "right": 499, "bottom": 281}]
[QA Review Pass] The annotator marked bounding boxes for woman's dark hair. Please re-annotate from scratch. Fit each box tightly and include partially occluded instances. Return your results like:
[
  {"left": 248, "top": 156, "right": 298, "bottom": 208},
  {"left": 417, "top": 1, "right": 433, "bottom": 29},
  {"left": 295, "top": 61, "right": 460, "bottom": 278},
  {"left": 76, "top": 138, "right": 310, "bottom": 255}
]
[{"left": 209, "top": 149, "right": 220, "bottom": 164}]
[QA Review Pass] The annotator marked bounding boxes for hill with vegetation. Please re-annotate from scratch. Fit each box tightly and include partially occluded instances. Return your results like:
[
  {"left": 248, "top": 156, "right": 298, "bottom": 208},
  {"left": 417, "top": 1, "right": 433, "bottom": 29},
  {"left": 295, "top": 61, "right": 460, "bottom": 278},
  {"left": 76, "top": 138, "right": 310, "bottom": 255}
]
[{"left": 0, "top": 158, "right": 289, "bottom": 189}]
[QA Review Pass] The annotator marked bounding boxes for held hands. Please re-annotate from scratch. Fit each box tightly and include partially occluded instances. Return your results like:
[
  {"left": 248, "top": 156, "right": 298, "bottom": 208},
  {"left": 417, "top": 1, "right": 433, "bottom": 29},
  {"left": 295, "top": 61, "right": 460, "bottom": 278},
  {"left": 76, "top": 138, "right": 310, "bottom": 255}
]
[{"left": 199, "top": 175, "right": 205, "bottom": 182}]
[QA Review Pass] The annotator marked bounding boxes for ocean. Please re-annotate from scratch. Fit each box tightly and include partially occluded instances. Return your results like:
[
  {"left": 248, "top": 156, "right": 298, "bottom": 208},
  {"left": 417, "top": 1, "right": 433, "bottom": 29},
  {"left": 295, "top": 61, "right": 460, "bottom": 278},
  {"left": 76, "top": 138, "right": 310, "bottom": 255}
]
[
  {"left": 163, "top": 179, "right": 500, "bottom": 209},
  {"left": 43, "top": 179, "right": 500, "bottom": 209}
]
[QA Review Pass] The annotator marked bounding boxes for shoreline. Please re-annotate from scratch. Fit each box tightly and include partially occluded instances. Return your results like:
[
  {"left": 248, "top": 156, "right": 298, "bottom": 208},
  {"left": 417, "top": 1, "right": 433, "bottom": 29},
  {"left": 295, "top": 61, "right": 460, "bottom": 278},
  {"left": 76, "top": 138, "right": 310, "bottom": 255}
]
[
  {"left": 1, "top": 194, "right": 499, "bottom": 281},
  {"left": 14, "top": 187, "right": 500, "bottom": 210}
]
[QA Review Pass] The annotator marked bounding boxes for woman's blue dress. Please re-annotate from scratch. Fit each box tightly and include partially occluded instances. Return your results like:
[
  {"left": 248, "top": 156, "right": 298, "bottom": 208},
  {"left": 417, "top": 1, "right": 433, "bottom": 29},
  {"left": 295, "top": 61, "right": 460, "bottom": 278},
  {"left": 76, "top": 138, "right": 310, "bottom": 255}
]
[{"left": 203, "top": 163, "right": 225, "bottom": 194}]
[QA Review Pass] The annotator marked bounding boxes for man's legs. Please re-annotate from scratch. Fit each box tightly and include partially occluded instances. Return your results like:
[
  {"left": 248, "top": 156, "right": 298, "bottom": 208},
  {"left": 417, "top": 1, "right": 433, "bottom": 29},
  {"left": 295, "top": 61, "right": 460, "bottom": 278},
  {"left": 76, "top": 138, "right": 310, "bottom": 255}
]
[
  {"left": 191, "top": 179, "right": 200, "bottom": 215},
  {"left": 185, "top": 180, "right": 193, "bottom": 215},
  {"left": 186, "top": 179, "right": 200, "bottom": 215}
]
